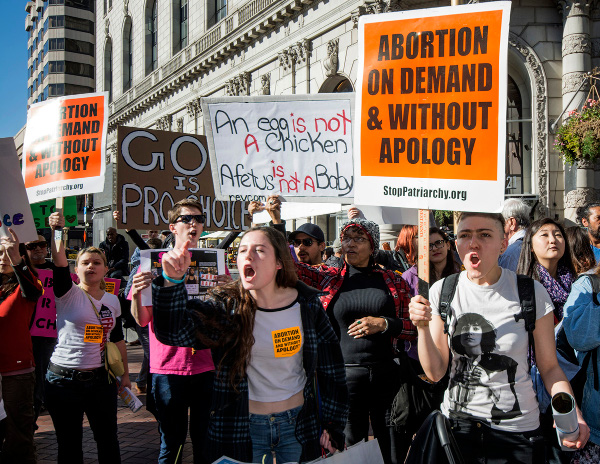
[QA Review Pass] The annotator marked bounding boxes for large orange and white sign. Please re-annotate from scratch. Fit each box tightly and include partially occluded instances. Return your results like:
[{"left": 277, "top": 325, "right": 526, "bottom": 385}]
[
  {"left": 22, "top": 93, "right": 108, "bottom": 203},
  {"left": 354, "top": 2, "right": 510, "bottom": 212}
]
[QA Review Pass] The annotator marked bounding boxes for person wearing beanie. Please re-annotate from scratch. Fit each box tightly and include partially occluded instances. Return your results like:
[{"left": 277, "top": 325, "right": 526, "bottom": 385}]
[
  {"left": 326, "top": 238, "right": 344, "bottom": 268},
  {"left": 251, "top": 196, "right": 416, "bottom": 464}
]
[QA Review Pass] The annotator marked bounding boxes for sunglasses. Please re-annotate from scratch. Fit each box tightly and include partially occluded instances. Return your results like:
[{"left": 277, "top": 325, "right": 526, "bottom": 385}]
[
  {"left": 25, "top": 241, "right": 47, "bottom": 250},
  {"left": 291, "top": 238, "right": 316, "bottom": 247},
  {"left": 429, "top": 239, "right": 447, "bottom": 251},
  {"left": 174, "top": 214, "right": 206, "bottom": 225}
]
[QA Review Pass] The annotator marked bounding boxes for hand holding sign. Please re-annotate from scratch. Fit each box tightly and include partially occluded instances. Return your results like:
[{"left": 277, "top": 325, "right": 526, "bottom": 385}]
[
  {"left": 162, "top": 241, "right": 192, "bottom": 282},
  {"left": 131, "top": 271, "right": 154, "bottom": 297},
  {"left": 48, "top": 211, "right": 66, "bottom": 230},
  {"left": 0, "top": 228, "right": 23, "bottom": 267}
]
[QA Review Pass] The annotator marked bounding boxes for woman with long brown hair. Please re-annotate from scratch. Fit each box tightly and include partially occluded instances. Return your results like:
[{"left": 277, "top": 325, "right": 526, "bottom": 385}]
[{"left": 144, "top": 226, "right": 348, "bottom": 463}]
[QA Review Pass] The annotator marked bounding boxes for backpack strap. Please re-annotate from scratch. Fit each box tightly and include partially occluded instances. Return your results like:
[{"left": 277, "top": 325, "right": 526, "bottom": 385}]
[
  {"left": 514, "top": 275, "right": 536, "bottom": 372},
  {"left": 439, "top": 273, "right": 460, "bottom": 335},
  {"left": 586, "top": 274, "right": 600, "bottom": 306}
]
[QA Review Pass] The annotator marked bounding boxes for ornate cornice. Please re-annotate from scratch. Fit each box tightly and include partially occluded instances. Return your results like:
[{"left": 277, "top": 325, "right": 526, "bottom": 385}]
[
  {"left": 562, "top": 71, "right": 590, "bottom": 94},
  {"left": 156, "top": 114, "right": 172, "bottom": 131},
  {"left": 508, "top": 32, "right": 550, "bottom": 217},
  {"left": 278, "top": 40, "right": 311, "bottom": 73},
  {"left": 558, "top": 0, "right": 592, "bottom": 17},
  {"left": 324, "top": 38, "right": 339, "bottom": 77},
  {"left": 186, "top": 98, "right": 202, "bottom": 118},
  {"left": 562, "top": 33, "right": 591, "bottom": 56},
  {"left": 226, "top": 72, "right": 251, "bottom": 96},
  {"left": 352, "top": 0, "right": 405, "bottom": 27}
]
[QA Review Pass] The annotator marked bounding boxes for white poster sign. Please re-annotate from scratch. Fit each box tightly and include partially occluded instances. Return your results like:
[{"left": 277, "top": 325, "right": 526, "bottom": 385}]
[
  {"left": 0, "top": 138, "right": 38, "bottom": 242},
  {"left": 202, "top": 95, "right": 355, "bottom": 202}
]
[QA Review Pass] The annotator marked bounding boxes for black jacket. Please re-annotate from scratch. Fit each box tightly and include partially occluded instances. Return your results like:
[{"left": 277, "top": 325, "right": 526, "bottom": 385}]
[{"left": 99, "top": 234, "right": 130, "bottom": 275}]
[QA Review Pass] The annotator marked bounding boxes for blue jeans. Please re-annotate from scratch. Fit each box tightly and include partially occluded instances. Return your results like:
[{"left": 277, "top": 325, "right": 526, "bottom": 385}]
[
  {"left": 249, "top": 405, "right": 303, "bottom": 464},
  {"left": 45, "top": 367, "right": 120, "bottom": 464},
  {"left": 152, "top": 371, "right": 214, "bottom": 464},
  {"left": 134, "top": 324, "right": 150, "bottom": 387}
]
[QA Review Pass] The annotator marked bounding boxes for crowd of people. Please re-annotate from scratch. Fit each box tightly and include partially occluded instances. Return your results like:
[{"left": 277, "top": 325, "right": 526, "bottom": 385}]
[{"left": 1, "top": 197, "right": 600, "bottom": 464}]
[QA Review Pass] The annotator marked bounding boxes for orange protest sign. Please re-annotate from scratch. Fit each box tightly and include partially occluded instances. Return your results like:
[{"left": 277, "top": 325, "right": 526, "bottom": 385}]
[
  {"left": 354, "top": 3, "right": 510, "bottom": 212},
  {"left": 22, "top": 93, "right": 108, "bottom": 203}
]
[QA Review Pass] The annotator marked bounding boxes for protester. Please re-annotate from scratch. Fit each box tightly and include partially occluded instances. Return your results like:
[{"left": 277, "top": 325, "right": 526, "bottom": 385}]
[
  {"left": 287, "top": 223, "right": 326, "bottom": 265},
  {"left": 148, "top": 230, "right": 160, "bottom": 240},
  {"left": 325, "top": 238, "right": 344, "bottom": 268},
  {"left": 499, "top": 198, "right": 531, "bottom": 271},
  {"left": 46, "top": 211, "right": 129, "bottom": 464},
  {"left": 24, "top": 234, "right": 57, "bottom": 424},
  {"left": 0, "top": 229, "right": 42, "bottom": 464},
  {"left": 409, "top": 212, "right": 589, "bottom": 462},
  {"left": 149, "top": 225, "right": 348, "bottom": 463},
  {"left": 396, "top": 225, "right": 418, "bottom": 267},
  {"left": 323, "top": 246, "right": 334, "bottom": 263},
  {"left": 566, "top": 226, "right": 596, "bottom": 275},
  {"left": 563, "top": 268, "right": 600, "bottom": 464},
  {"left": 99, "top": 227, "right": 130, "bottom": 278},
  {"left": 129, "top": 199, "right": 216, "bottom": 464},
  {"left": 516, "top": 218, "right": 576, "bottom": 324},
  {"left": 578, "top": 202, "right": 600, "bottom": 264},
  {"left": 252, "top": 197, "right": 415, "bottom": 464}
]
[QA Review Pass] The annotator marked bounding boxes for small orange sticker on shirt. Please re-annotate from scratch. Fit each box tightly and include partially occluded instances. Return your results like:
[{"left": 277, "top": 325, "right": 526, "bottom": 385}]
[
  {"left": 272, "top": 327, "right": 302, "bottom": 358},
  {"left": 84, "top": 324, "right": 103, "bottom": 343}
]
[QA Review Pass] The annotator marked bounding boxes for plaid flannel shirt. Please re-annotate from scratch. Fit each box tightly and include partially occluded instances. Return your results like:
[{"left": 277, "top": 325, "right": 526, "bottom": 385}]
[
  {"left": 295, "top": 261, "right": 417, "bottom": 343},
  {"left": 152, "top": 278, "right": 348, "bottom": 463}
]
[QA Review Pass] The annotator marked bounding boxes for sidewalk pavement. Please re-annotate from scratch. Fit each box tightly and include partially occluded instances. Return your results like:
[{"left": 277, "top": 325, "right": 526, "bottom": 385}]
[{"left": 34, "top": 344, "right": 195, "bottom": 463}]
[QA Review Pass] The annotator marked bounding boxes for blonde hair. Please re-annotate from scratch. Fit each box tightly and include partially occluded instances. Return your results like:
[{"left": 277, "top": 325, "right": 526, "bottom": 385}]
[{"left": 76, "top": 247, "right": 108, "bottom": 291}]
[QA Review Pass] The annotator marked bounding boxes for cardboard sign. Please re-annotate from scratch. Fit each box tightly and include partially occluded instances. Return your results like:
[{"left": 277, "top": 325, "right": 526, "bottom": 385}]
[
  {"left": 30, "top": 269, "right": 122, "bottom": 338},
  {"left": 0, "top": 138, "right": 38, "bottom": 243},
  {"left": 354, "top": 3, "right": 510, "bottom": 212},
  {"left": 116, "top": 126, "right": 252, "bottom": 231},
  {"left": 22, "top": 93, "right": 108, "bottom": 203},
  {"left": 202, "top": 95, "right": 355, "bottom": 202},
  {"left": 31, "top": 197, "right": 78, "bottom": 229}
]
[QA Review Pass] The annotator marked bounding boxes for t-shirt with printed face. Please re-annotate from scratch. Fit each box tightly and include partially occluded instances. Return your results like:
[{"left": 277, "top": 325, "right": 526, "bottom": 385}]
[{"left": 430, "top": 268, "right": 553, "bottom": 432}]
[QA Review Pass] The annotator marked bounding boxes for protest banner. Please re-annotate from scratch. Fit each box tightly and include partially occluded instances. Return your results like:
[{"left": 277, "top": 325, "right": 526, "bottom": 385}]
[
  {"left": 202, "top": 94, "right": 355, "bottom": 202},
  {"left": 138, "top": 248, "right": 225, "bottom": 306},
  {"left": 354, "top": 2, "right": 510, "bottom": 213},
  {"left": 0, "top": 138, "right": 38, "bottom": 243},
  {"left": 31, "top": 197, "right": 78, "bottom": 229},
  {"left": 30, "top": 269, "right": 121, "bottom": 337},
  {"left": 116, "top": 126, "right": 251, "bottom": 231},
  {"left": 22, "top": 92, "right": 108, "bottom": 204}
]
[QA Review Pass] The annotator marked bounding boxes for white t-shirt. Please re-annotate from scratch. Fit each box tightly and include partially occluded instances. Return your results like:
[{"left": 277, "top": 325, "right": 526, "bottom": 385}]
[
  {"left": 51, "top": 284, "right": 121, "bottom": 370},
  {"left": 247, "top": 300, "right": 307, "bottom": 402},
  {"left": 430, "top": 269, "right": 554, "bottom": 432}
]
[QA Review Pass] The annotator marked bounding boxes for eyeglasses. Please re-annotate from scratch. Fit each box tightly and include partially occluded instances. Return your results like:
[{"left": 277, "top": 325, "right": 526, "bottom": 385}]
[
  {"left": 429, "top": 239, "right": 447, "bottom": 251},
  {"left": 25, "top": 241, "right": 47, "bottom": 250},
  {"left": 341, "top": 236, "right": 369, "bottom": 244},
  {"left": 174, "top": 214, "right": 206, "bottom": 225},
  {"left": 291, "top": 238, "right": 316, "bottom": 247}
]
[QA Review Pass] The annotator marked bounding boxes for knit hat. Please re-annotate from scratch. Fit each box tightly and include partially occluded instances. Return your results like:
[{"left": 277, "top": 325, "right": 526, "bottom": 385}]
[
  {"left": 332, "top": 238, "right": 342, "bottom": 253},
  {"left": 340, "top": 218, "right": 380, "bottom": 255}
]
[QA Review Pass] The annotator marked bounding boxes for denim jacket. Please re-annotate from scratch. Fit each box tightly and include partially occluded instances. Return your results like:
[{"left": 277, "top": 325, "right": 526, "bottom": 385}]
[
  {"left": 151, "top": 278, "right": 348, "bottom": 462},
  {"left": 563, "top": 274, "right": 600, "bottom": 445}
]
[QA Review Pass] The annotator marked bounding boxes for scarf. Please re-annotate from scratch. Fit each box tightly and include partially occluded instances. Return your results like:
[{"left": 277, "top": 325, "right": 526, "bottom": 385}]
[{"left": 536, "top": 263, "right": 574, "bottom": 323}]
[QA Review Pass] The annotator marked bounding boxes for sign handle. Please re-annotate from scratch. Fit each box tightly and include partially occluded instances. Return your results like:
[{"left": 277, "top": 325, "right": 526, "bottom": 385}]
[
  {"left": 416, "top": 209, "right": 430, "bottom": 327},
  {"left": 54, "top": 196, "right": 64, "bottom": 249}
]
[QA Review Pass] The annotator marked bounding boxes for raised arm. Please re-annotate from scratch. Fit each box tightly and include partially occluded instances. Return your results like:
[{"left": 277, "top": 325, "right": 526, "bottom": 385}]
[{"left": 130, "top": 271, "right": 154, "bottom": 327}]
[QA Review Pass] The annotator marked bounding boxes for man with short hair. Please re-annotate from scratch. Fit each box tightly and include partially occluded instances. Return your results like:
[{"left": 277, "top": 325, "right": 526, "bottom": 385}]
[
  {"left": 289, "top": 223, "right": 326, "bottom": 266},
  {"left": 579, "top": 202, "right": 600, "bottom": 265},
  {"left": 498, "top": 198, "right": 531, "bottom": 271},
  {"left": 148, "top": 230, "right": 160, "bottom": 240},
  {"left": 24, "top": 235, "right": 53, "bottom": 270},
  {"left": 99, "top": 227, "right": 130, "bottom": 278}
]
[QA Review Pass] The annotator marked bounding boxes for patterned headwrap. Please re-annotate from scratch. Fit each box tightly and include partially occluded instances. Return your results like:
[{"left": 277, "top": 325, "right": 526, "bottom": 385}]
[{"left": 340, "top": 218, "right": 380, "bottom": 255}]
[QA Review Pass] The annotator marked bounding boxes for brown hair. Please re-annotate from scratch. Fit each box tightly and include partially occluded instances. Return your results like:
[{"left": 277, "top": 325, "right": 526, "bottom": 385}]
[
  {"left": 457, "top": 212, "right": 505, "bottom": 235},
  {"left": 396, "top": 225, "right": 418, "bottom": 265},
  {"left": 76, "top": 247, "right": 108, "bottom": 290},
  {"left": 168, "top": 198, "right": 204, "bottom": 225},
  {"left": 566, "top": 226, "right": 596, "bottom": 275},
  {"left": 0, "top": 252, "right": 38, "bottom": 297},
  {"left": 202, "top": 227, "right": 297, "bottom": 389}
]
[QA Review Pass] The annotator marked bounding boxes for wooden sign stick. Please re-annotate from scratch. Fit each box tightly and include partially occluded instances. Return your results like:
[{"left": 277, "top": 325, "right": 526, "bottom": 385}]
[{"left": 417, "top": 208, "right": 430, "bottom": 327}]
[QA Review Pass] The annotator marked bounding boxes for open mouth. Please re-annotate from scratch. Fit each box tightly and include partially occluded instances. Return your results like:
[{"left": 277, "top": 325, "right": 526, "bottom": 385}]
[
  {"left": 243, "top": 265, "right": 255, "bottom": 279},
  {"left": 466, "top": 252, "right": 480, "bottom": 268}
]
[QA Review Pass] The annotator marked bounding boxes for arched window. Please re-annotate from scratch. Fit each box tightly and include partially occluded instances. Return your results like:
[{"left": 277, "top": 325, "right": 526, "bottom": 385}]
[
  {"left": 173, "top": 0, "right": 188, "bottom": 54},
  {"left": 123, "top": 17, "right": 133, "bottom": 91},
  {"left": 104, "top": 38, "right": 112, "bottom": 102},
  {"left": 145, "top": 0, "right": 158, "bottom": 75}
]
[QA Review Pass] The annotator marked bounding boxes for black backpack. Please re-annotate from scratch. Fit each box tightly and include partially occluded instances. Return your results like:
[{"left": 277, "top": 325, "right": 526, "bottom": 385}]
[{"left": 438, "top": 273, "right": 537, "bottom": 372}]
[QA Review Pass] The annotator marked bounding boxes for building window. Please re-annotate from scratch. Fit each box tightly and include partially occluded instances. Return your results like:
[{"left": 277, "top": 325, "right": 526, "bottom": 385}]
[
  {"left": 48, "top": 15, "right": 65, "bottom": 28},
  {"left": 47, "top": 83, "right": 65, "bottom": 97},
  {"left": 145, "top": 0, "right": 158, "bottom": 75},
  {"left": 173, "top": 0, "right": 188, "bottom": 54},
  {"left": 64, "top": 38, "right": 94, "bottom": 56},
  {"left": 123, "top": 17, "right": 133, "bottom": 91},
  {"left": 104, "top": 38, "right": 113, "bottom": 102},
  {"left": 65, "top": 16, "right": 94, "bottom": 34},
  {"left": 207, "top": 0, "right": 226, "bottom": 29}
]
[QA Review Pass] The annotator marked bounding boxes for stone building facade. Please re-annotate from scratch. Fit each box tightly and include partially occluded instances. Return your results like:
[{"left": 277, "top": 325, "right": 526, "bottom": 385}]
[{"left": 93, "top": 0, "right": 600, "bottom": 243}]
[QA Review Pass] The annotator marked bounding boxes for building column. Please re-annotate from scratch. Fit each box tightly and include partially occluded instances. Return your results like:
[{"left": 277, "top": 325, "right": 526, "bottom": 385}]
[{"left": 561, "top": 0, "right": 594, "bottom": 222}]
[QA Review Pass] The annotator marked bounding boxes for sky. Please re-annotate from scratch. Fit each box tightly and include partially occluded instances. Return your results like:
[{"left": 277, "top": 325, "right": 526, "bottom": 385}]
[{"left": 0, "top": 2, "right": 30, "bottom": 139}]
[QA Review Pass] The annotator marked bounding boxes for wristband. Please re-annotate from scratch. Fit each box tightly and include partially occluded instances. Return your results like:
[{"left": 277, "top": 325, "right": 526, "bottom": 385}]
[
  {"left": 162, "top": 271, "right": 185, "bottom": 284},
  {"left": 381, "top": 317, "right": 389, "bottom": 334}
]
